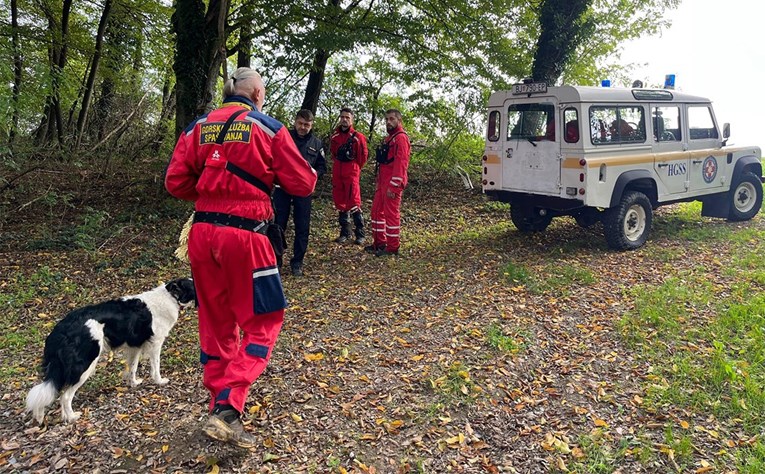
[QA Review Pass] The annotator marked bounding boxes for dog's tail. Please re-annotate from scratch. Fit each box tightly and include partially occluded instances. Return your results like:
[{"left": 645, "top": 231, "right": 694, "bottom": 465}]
[{"left": 26, "top": 380, "right": 58, "bottom": 424}]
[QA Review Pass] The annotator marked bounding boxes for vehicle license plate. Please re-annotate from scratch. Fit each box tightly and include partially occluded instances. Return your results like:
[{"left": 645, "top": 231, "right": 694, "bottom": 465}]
[{"left": 512, "top": 82, "right": 548, "bottom": 95}]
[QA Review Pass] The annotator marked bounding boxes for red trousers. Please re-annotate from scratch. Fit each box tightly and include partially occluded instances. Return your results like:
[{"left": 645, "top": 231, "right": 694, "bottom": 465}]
[
  {"left": 332, "top": 177, "right": 362, "bottom": 212},
  {"left": 371, "top": 186, "right": 402, "bottom": 251},
  {"left": 189, "top": 223, "right": 286, "bottom": 413}
]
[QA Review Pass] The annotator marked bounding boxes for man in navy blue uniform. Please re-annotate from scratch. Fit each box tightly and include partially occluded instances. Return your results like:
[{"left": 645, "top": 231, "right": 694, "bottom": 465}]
[{"left": 274, "top": 109, "right": 327, "bottom": 276}]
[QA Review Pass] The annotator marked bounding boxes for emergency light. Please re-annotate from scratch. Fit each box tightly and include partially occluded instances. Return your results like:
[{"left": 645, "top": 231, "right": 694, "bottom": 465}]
[
  {"left": 664, "top": 74, "right": 676, "bottom": 89},
  {"left": 601, "top": 80, "right": 611, "bottom": 87}
]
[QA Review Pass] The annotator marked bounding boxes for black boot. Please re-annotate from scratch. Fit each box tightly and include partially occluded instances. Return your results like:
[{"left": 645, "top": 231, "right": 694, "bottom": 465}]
[
  {"left": 335, "top": 212, "right": 351, "bottom": 243},
  {"left": 352, "top": 210, "right": 365, "bottom": 245}
]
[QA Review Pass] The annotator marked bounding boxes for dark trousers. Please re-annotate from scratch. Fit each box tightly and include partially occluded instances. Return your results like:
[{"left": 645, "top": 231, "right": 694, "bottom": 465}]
[{"left": 273, "top": 187, "right": 312, "bottom": 267}]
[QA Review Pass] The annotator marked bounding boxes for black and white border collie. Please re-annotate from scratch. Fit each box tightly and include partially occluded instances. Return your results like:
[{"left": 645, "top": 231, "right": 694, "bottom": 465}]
[{"left": 26, "top": 278, "right": 196, "bottom": 424}]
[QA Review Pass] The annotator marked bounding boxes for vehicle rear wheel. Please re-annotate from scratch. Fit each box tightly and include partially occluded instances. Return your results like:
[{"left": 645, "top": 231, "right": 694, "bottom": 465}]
[
  {"left": 603, "top": 191, "right": 652, "bottom": 250},
  {"left": 727, "top": 171, "right": 763, "bottom": 221},
  {"left": 510, "top": 205, "right": 552, "bottom": 232}
]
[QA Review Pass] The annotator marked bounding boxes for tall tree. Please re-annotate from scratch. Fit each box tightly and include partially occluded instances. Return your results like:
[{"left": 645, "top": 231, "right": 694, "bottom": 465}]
[
  {"left": 531, "top": 0, "right": 593, "bottom": 85},
  {"left": 9, "top": 0, "right": 22, "bottom": 146},
  {"left": 171, "top": 0, "right": 230, "bottom": 136},
  {"left": 37, "top": 0, "right": 74, "bottom": 145},
  {"left": 74, "top": 0, "right": 113, "bottom": 150}
]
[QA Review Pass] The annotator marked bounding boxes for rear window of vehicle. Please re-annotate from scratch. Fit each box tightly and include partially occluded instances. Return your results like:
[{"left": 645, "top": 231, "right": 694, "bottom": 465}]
[{"left": 507, "top": 103, "right": 555, "bottom": 141}]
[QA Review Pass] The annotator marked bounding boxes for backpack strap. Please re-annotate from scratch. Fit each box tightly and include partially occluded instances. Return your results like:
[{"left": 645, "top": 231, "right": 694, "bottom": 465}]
[
  {"left": 217, "top": 109, "right": 248, "bottom": 144},
  {"left": 214, "top": 109, "right": 272, "bottom": 197}
]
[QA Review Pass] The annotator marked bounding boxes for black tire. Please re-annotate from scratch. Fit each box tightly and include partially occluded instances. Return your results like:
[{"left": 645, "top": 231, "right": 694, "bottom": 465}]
[
  {"left": 510, "top": 205, "right": 552, "bottom": 232},
  {"left": 727, "top": 171, "right": 763, "bottom": 221},
  {"left": 603, "top": 190, "right": 652, "bottom": 250}
]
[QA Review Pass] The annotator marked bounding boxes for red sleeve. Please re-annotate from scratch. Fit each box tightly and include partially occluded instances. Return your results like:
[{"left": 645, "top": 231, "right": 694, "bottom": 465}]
[
  {"left": 329, "top": 133, "right": 340, "bottom": 160},
  {"left": 165, "top": 129, "right": 201, "bottom": 202},
  {"left": 388, "top": 133, "right": 411, "bottom": 190},
  {"left": 356, "top": 133, "right": 368, "bottom": 168},
  {"left": 271, "top": 127, "right": 317, "bottom": 198}
]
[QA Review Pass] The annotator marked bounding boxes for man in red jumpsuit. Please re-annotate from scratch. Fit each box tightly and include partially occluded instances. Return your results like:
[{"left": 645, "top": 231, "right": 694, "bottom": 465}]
[
  {"left": 368, "top": 109, "right": 411, "bottom": 256},
  {"left": 330, "top": 108, "right": 368, "bottom": 244},
  {"left": 165, "top": 67, "right": 316, "bottom": 447}
]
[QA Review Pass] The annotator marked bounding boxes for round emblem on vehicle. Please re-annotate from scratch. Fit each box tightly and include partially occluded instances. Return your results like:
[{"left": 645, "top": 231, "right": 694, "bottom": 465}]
[{"left": 702, "top": 155, "right": 717, "bottom": 183}]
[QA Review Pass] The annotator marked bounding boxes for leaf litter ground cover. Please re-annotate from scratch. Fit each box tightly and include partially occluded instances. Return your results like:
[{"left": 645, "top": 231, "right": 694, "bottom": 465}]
[{"left": 1, "top": 167, "right": 764, "bottom": 473}]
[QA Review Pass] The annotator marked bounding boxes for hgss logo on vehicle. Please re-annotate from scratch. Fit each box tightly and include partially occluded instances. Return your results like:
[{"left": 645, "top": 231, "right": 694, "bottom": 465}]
[{"left": 702, "top": 156, "right": 718, "bottom": 183}]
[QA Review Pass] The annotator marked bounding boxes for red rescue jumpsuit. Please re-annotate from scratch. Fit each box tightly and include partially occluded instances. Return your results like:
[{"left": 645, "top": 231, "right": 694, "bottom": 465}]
[
  {"left": 165, "top": 96, "right": 316, "bottom": 413},
  {"left": 330, "top": 126, "right": 368, "bottom": 213},
  {"left": 371, "top": 125, "right": 411, "bottom": 252}
]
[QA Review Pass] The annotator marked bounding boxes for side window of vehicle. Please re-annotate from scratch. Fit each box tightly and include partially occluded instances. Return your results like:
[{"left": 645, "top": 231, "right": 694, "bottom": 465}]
[
  {"left": 652, "top": 106, "right": 681, "bottom": 142},
  {"left": 688, "top": 106, "right": 719, "bottom": 140},
  {"left": 564, "top": 108, "right": 579, "bottom": 143},
  {"left": 487, "top": 110, "right": 501, "bottom": 142},
  {"left": 589, "top": 106, "right": 646, "bottom": 144}
]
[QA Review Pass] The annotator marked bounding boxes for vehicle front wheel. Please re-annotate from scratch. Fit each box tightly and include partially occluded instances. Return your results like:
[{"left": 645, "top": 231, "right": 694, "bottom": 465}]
[
  {"left": 510, "top": 205, "right": 553, "bottom": 232},
  {"left": 603, "top": 191, "right": 652, "bottom": 250},
  {"left": 727, "top": 171, "right": 763, "bottom": 221}
]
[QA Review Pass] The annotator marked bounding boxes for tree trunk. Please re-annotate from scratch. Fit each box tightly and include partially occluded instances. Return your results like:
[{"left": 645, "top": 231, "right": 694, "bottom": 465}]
[
  {"left": 531, "top": 0, "right": 592, "bottom": 85},
  {"left": 300, "top": 49, "right": 331, "bottom": 114},
  {"left": 237, "top": 1, "right": 253, "bottom": 68},
  {"left": 75, "top": 0, "right": 113, "bottom": 150},
  {"left": 200, "top": 0, "right": 229, "bottom": 115},
  {"left": 10, "top": 0, "right": 21, "bottom": 146},
  {"left": 172, "top": 0, "right": 230, "bottom": 137},
  {"left": 152, "top": 80, "right": 176, "bottom": 154},
  {"left": 38, "top": 0, "right": 74, "bottom": 146},
  {"left": 300, "top": 0, "right": 342, "bottom": 114}
]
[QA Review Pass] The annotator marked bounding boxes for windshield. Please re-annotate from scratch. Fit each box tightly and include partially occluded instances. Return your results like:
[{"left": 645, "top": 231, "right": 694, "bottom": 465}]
[{"left": 507, "top": 103, "right": 555, "bottom": 141}]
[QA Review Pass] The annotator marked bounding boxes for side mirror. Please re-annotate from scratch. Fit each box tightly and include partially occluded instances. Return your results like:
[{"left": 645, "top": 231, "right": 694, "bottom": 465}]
[{"left": 723, "top": 123, "right": 730, "bottom": 139}]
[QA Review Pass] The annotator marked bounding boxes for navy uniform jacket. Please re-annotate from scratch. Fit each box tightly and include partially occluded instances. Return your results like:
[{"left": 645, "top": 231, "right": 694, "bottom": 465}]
[{"left": 289, "top": 129, "right": 327, "bottom": 179}]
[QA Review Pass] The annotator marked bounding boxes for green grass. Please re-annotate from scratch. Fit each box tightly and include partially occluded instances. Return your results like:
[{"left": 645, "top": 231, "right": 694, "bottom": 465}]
[
  {"left": 428, "top": 361, "right": 479, "bottom": 405},
  {"left": 500, "top": 260, "right": 595, "bottom": 295},
  {"left": 485, "top": 322, "right": 524, "bottom": 353},
  {"left": 500, "top": 261, "right": 530, "bottom": 285},
  {"left": 617, "top": 221, "right": 765, "bottom": 472}
]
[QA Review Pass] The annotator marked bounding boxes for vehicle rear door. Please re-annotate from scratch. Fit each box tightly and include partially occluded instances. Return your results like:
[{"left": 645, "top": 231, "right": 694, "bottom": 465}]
[{"left": 502, "top": 99, "right": 560, "bottom": 195}]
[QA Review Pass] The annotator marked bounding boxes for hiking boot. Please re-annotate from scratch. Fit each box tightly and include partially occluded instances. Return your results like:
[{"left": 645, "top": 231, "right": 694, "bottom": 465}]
[
  {"left": 336, "top": 212, "right": 351, "bottom": 243},
  {"left": 202, "top": 405, "right": 258, "bottom": 448},
  {"left": 351, "top": 211, "right": 365, "bottom": 245},
  {"left": 291, "top": 264, "right": 303, "bottom": 277},
  {"left": 364, "top": 244, "right": 383, "bottom": 253},
  {"left": 375, "top": 248, "right": 399, "bottom": 257}
]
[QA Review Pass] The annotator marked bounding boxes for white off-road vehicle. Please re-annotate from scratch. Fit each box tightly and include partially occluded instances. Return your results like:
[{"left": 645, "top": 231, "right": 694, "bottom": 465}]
[{"left": 482, "top": 83, "right": 764, "bottom": 250}]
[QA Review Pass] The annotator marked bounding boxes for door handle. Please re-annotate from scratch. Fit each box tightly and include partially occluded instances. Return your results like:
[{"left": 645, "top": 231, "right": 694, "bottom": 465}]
[
  {"left": 657, "top": 163, "right": 668, "bottom": 168},
  {"left": 692, "top": 160, "right": 703, "bottom": 164}
]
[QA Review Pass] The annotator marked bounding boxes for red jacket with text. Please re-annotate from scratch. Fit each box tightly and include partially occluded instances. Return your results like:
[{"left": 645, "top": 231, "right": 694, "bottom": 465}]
[{"left": 165, "top": 97, "right": 316, "bottom": 218}]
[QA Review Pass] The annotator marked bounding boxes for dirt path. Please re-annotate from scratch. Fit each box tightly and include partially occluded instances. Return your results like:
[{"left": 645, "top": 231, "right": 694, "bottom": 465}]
[{"left": 0, "top": 177, "right": 752, "bottom": 473}]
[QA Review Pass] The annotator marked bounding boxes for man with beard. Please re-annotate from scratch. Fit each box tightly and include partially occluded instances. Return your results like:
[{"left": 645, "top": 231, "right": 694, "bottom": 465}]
[
  {"left": 368, "top": 109, "right": 411, "bottom": 256},
  {"left": 329, "top": 107, "right": 368, "bottom": 244},
  {"left": 274, "top": 109, "right": 327, "bottom": 276}
]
